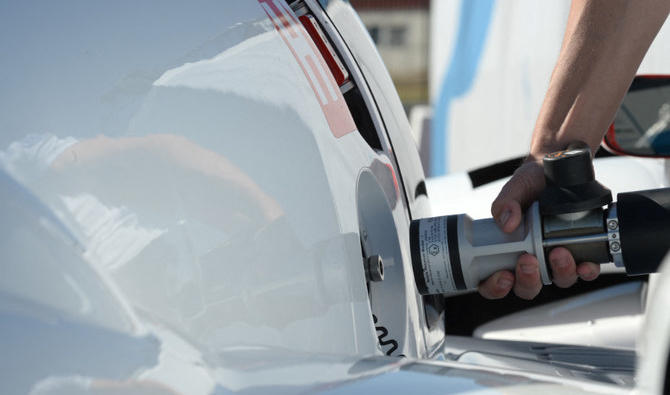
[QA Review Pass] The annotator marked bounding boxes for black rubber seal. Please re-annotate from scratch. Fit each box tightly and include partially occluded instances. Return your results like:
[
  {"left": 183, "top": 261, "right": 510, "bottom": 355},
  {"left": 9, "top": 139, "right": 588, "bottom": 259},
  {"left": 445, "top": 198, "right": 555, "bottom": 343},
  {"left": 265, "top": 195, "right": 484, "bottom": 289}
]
[
  {"left": 447, "top": 215, "right": 466, "bottom": 290},
  {"left": 409, "top": 220, "right": 429, "bottom": 294}
]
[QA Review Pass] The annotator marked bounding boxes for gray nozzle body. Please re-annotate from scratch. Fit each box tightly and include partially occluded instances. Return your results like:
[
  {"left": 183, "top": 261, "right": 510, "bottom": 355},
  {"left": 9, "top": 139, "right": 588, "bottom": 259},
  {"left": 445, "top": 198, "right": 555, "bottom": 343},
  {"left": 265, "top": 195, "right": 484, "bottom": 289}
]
[{"left": 410, "top": 202, "right": 551, "bottom": 295}]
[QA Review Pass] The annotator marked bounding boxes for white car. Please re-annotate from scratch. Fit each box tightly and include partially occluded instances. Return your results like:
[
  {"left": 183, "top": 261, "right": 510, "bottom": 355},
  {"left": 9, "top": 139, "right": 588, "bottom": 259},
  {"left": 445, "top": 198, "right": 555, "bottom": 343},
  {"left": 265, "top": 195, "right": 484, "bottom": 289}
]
[{"left": 0, "top": 1, "right": 668, "bottom": 394}]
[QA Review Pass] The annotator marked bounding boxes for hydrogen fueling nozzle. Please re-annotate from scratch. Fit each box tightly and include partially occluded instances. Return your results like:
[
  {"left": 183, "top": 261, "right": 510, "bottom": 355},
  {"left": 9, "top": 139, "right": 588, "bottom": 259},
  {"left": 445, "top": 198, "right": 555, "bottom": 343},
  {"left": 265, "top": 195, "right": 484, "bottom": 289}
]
[{"left": 410, "top": 142, "right": 670, "bottom": 295}]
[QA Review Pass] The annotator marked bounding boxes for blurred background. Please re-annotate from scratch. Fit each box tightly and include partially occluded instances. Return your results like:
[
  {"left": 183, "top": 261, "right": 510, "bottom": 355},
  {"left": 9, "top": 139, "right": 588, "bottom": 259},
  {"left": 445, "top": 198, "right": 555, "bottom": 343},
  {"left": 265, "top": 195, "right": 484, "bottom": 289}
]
[
  {"left": 351, "top": 0, "right": 430, "bottom": 109},
  {"left": 349, "top": 0, "right": 670, "bottom": 178}
]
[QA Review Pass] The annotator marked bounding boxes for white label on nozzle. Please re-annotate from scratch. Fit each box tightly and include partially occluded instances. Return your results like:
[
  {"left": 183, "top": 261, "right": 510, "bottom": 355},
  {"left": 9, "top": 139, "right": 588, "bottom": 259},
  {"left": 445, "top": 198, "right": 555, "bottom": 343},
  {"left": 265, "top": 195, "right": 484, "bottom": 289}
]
[{"left": 418, "top": 217, "right": 456, "bottom": 294}]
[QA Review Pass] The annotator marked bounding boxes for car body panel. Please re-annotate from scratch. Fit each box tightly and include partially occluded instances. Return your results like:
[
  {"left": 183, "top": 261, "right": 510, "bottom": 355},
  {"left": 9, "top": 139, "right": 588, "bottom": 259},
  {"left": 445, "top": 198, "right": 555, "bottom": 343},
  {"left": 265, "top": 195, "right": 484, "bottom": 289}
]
[
  {"left": 0, "top": 0, "right": 382, "bottom": 360},
  {"left": 0, "top": 1, "right": 666, "bottom": 394},
  {"left": 474, "top": 281, "right": 645, "bottom": 350},
  {"left": 637, "top": 254, "right": 670, "bottom": 394}
]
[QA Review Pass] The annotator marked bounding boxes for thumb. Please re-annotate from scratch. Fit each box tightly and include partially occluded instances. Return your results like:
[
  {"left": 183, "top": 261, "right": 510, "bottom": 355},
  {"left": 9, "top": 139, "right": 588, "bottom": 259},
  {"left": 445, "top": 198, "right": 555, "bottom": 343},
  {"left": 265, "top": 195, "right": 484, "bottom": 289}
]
[{"left": 491, "top": 160, "right": 545, "bottom": 233}]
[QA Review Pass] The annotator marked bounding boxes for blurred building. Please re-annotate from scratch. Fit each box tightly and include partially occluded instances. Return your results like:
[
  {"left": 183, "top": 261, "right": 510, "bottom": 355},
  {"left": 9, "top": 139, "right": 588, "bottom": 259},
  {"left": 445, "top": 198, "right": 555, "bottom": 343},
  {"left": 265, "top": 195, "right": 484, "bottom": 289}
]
[{"left": 350, "top": 0, "right": 430, "bottom": 108}]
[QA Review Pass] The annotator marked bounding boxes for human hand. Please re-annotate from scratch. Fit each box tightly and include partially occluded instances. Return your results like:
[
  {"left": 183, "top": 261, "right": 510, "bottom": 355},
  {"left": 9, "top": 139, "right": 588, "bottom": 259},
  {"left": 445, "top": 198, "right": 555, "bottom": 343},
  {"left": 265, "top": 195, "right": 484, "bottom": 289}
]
[{"left": 478, "top": 159, "right": 601, "bottom": 299}]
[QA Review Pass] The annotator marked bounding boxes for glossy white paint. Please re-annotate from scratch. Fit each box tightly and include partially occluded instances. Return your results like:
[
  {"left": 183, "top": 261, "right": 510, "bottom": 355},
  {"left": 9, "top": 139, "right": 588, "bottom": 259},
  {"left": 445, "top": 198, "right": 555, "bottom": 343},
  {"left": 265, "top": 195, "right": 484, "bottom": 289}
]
[
  {"left": 441, "top": 336, "right": 636, "bottom": 389},
  {"left": 474, "top": 282, "right": 645, "bottom": 350},
  {"left": 0, "top": 0, "right": 444, "bottom": 391},
  {"left": 2, "top": 0, "right": 377, "bottom": 356},
  {"left": 636, "top": 254, "right": 670, "bottom": 394},
  {"left": 0, "top": 163, "right": 627, "bottom": 394},
  {"left": 0, "top": 1, "right": 665, "bottom": 393},
  {"left": 318, "top": 0, "right": 441, "bottom": 357},
  {"left": 1, "top": 1, "right": 382, "bottom": 391}
]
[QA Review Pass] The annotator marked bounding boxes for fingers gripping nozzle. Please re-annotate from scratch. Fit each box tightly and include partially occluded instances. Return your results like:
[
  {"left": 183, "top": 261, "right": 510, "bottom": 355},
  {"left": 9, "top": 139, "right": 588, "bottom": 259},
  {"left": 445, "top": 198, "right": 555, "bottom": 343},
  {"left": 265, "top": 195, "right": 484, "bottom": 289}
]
[{"left": 410, "top": 202, "right": 550, "bottom": 294}]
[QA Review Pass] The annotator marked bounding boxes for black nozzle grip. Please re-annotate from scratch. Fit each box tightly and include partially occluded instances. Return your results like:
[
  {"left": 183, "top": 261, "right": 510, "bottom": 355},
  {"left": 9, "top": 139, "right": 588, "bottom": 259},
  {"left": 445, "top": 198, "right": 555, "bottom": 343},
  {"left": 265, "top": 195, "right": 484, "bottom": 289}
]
[
  {"left": 539, "top": 141, "right": 612, "bottom": 215},
  {"left": 618, "top": 188, "right": 670, "bottom": 275}
]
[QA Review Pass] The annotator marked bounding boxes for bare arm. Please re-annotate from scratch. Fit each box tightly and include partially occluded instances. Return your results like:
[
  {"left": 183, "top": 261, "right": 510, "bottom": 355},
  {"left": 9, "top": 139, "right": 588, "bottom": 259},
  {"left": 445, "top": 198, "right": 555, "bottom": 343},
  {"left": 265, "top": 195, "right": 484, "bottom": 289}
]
[
  {"left": 531, "top": 0, "right": 670, "bottom": 158},
  {"left": 481, "top": 0, "right": 670, "bottom": 299}
]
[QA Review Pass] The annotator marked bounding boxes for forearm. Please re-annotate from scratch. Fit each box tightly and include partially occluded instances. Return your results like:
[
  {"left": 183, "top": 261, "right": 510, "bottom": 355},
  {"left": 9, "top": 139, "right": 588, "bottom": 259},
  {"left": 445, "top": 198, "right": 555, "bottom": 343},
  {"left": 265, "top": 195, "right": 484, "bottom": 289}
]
[{"left": 530, "top": 0, "right": 670, "bottom": 159}]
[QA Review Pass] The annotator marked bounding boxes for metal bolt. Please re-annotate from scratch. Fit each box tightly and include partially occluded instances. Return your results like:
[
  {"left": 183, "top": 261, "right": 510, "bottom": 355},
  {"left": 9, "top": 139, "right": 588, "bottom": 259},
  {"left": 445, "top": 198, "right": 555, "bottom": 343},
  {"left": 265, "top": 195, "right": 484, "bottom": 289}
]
[
  {"left": 366, "top": 255, "right": 384, "bottom": 282},
  {"left": 610, "top": 241, "right": 621, "bottom": 252},
  {"left": 607, "top": 220, "right": 618, "bottom": 230}
]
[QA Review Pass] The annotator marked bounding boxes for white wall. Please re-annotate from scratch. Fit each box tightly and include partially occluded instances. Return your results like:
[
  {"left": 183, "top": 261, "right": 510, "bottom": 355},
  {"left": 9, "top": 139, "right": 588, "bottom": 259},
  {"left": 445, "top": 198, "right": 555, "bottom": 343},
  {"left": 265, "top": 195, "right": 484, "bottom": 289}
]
[
  {"left": 358, "top": 9, "right": 429, "bottom": 78},
  {"left": 430, "top": 0, "right": 670, "bottom": 174}
]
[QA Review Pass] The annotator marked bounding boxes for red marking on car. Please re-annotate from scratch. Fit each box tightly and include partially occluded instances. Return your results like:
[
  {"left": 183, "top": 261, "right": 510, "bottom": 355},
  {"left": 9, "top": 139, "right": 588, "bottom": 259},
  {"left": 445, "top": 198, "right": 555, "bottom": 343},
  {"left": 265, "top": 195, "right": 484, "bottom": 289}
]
[
  {"left": 258, "top": 0, "right": 356, "bottom": 138},
  {"left": 384, "top": 162, "right": 399, "bottom": 194},
  {"left": 606, "top": 123, "right": 624, "bottom": 152},
  {"left": 298, "top": 15, "right": 350, "bottom": 86}
]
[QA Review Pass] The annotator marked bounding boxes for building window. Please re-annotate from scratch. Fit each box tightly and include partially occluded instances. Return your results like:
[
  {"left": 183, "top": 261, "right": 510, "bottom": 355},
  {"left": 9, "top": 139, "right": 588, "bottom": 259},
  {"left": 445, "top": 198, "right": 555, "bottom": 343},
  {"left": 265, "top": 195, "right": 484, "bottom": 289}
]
[
  {"left": 389, "top": 26, "right": 407, "bottom": 46},
  {"left": 368, "top": 26, "right": 380, "bottom": 44}
]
